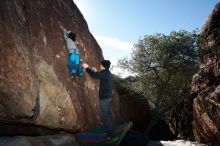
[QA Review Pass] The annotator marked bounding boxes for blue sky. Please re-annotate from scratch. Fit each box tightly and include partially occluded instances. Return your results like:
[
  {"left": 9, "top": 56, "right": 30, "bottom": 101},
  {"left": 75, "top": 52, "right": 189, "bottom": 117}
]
[{"left": 74, "top": 0, "right": 219, "bottom": 76}]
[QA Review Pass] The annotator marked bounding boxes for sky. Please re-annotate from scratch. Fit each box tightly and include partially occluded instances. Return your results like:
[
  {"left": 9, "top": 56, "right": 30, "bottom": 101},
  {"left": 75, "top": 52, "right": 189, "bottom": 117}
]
[{"left": 73, "top": 0, "right": 219, "bottom": 77}]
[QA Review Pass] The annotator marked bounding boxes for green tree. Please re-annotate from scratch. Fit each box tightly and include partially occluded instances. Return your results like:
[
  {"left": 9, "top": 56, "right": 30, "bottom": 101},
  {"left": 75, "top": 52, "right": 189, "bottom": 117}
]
[{"left": 118, "top": 30, "right": 199, "bottom": 118}]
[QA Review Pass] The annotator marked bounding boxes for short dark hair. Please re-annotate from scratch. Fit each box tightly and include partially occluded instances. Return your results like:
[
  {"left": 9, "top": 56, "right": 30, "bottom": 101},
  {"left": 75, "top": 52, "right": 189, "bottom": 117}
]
[
  {"left": 101, "top": 60, "right": 111, "bottom": 69},
  {"left": 68, "top": 32, "right": 76, "bottom": 42}
]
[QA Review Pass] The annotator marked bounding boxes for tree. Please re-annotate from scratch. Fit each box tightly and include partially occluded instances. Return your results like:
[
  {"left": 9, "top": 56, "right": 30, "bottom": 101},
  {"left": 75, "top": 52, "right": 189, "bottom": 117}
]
[{"left": 118, "top": 30, "right": 199, "bottom": 118}]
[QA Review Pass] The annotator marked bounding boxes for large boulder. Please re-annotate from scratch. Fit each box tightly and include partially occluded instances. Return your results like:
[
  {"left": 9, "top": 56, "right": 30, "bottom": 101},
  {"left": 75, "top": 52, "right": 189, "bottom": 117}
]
[
  {"left": 191, "top": 2, "right": 220, "bottom": 146},
  {"left": 0, "top": 0, "right": 120, "bottom": 134}
]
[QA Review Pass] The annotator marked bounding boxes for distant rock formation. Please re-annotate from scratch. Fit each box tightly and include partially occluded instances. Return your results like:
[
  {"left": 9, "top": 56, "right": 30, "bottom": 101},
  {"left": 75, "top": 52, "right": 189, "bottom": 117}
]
[
  {"left": 113, "top": 76, "right": 175, "bottom": 141},
  {"left": 0, "top": 0, "right": 120, "bottom": 134},
  {"left": 191, "top": 2, "right": 220, "bottom": 146}
]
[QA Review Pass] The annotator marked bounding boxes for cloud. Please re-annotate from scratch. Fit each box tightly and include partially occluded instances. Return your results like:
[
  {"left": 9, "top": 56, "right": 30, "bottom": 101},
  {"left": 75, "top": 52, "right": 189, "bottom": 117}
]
[
  {"left": 111, "top": 67, "right": 134, "bottom": 78},
  {"left": 92, "top": 34, "right": 134, "bottom": 77},
  {"left": 93, "top": 34, "right": 134, "bottom": 52}
]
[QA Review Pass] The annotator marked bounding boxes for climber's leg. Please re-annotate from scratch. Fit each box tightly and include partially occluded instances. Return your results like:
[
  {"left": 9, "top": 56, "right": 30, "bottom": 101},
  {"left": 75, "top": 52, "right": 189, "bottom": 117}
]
[
  {"left": 74, "top": 54, "right": 83, "bottom": 77},
  {"left": 100, "top": 98, "right": 115, "bottom": 137},
  {"left": 68, "top": 53, "right": 76, "bottom": 76},
  {"left": 76, "top": 63, "right": 84, "bottom": 77}
]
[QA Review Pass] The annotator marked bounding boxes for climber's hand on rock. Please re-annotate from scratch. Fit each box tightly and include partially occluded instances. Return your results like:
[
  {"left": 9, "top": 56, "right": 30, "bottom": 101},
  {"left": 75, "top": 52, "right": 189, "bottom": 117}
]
[{"left": 60, "top": 25, "right": 66, "bottom": 31}]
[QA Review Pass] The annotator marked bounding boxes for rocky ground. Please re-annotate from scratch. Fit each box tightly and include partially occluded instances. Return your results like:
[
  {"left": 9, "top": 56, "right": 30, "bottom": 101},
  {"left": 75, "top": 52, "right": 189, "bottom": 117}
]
[
  {"left": 0, "top": 135, "right": 207, "bottom": 146},
  {"left": 0, "top": 134, "right": 79, "bottom": 146}
]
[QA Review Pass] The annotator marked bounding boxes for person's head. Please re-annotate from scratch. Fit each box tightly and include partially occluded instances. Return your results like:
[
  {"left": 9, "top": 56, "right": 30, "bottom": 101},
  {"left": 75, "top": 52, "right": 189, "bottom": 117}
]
[
  {"left": 100, "top": 60, "right": 111, "bottom": 70},
  {"left": 68, "top": 32, "right": 76, "bottom": 42}
]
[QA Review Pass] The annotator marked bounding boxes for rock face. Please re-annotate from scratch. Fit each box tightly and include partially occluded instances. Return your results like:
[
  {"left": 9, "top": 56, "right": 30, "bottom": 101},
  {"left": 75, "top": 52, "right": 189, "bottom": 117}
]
[
  {"left": 191, "top": 2, "right": 220, "bottom": 146},
  {"left": 0, "top": 0, "right": 120, "bottom": 133},
  {"left": 113, "top": 76, "right": 152, "bottom": 131}
]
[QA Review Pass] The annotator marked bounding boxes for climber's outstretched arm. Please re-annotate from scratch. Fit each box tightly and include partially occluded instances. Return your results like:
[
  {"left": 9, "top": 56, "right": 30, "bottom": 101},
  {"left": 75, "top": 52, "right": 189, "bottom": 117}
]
[
  {"left": 63, "top": 31, "right": 71, "bottom": 41},
  {"left": 86, "top": 68, "right": 106, "bottom": 79}
]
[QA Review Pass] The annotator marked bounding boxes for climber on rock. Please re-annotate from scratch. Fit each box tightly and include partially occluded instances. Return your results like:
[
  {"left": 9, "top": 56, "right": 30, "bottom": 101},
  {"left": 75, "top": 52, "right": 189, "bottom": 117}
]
[
  {"left": 61, "top": 27, "right": 83, "bottom": 78},
  {"left": 82, "top": 60, "right": 116, "bottom": 139}
]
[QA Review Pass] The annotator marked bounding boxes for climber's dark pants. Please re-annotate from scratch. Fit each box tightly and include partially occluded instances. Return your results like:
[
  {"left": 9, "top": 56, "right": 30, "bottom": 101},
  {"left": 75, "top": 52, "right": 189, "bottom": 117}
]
[
  {"left": 100, "top": 98, "right": 114, "bottom": 137},
  {"left": 68, "top": 53, "right": 83, "bottom": 77}
]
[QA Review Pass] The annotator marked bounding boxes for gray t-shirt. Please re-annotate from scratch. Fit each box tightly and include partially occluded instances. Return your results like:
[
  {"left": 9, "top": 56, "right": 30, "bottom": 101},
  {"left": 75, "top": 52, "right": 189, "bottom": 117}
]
[{"left": 63, "top": 31, "right": 79, "bottom": 54}]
